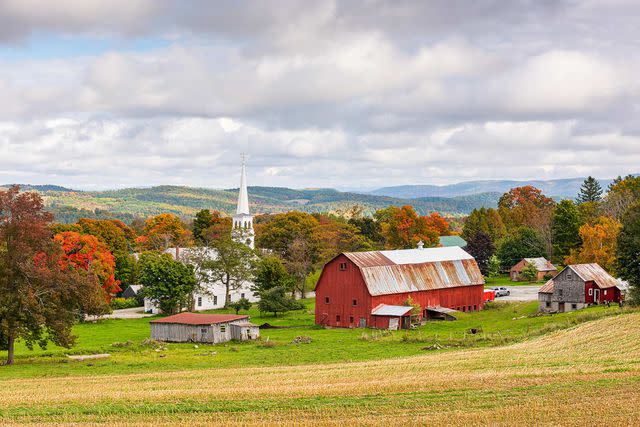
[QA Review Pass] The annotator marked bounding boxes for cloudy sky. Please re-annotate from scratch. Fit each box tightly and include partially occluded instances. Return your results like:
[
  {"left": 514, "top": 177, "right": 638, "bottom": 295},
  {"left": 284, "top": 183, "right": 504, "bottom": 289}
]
[{"left": 0, "top": 0, "right": 638, "bottom": 190}]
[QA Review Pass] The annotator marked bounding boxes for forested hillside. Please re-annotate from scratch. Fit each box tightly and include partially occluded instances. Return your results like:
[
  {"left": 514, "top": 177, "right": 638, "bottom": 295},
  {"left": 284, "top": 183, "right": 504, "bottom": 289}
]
[{"left": 4, "top": 185, "right": 500, "bottom": 223}]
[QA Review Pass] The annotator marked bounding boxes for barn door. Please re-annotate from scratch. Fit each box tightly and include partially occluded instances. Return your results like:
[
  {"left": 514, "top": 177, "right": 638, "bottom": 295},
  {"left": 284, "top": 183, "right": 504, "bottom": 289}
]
[{"left": 594, "top": 289, "right": 600, "bottom": 304}]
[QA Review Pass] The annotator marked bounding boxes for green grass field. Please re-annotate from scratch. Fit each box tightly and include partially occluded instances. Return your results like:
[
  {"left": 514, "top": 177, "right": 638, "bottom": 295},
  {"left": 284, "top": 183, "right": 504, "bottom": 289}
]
[
  {"left": 0, "top": 299, "right": 631, "bottom": 381},
  {"left": 484, "top": 274, "right": 546, "bottom": 287}
]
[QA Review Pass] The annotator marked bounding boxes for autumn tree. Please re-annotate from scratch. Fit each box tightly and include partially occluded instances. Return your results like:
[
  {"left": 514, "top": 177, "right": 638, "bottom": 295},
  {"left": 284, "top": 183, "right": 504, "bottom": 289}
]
[
  {"left": 348, "top": 215, "right": 384, "bottom": 248},
  {"left": 496, "top": 227, "right": 547, "bottom": 270},
  {"left": 423, "top": 212, "right": 450, "bottom": 236},
  {"left": 551, "top": 200, "right": 582, "bottom": 262},
  {"left": 462, "top": 207, "right": 506, "bottom": 243},
  {"left": 314, "top": 215, "right": 373, "bottom": 265},
  {"left": 191, "top": 236, "right": 257, "bottom": 306},
  {"left": 465, "top": 232, "right": 495, "bottom": 276},
  {"left": 54, "top": 231, "right": 121, "bottom": 300},
  {"left": 375, "top": 205, "right": 440, "bottom": 249},
  {"left": 193, "top": 209, "right": 229, "bottom": 244},
  {"left": 604, "top": 175, "right": 640, "bottom": 220},
  {"left": 0, "top": 186, "right": 106, "bottom": 365},
  {"left": 138, "top": 252, "right": 197, "bottom": 314},
  {"left": 576, "top": 176, "right": 603, "bottom": 204},
  {"left": 565, "top": 216, "right": 621, "bottom": 274},
  {"left": 137, "top": 213, "right": 192, "bottom": 250},
  {"left": 498, "top": 186, "right": 555, "bottom": 256},
  {"left": 617, "top": 202, "right": 640, "bottom": 304}
]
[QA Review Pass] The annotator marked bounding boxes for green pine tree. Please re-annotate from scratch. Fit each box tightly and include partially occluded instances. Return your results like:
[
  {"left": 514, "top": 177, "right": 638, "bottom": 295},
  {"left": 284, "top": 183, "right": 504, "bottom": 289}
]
[{"left": 576, "top": 176, "right": 603, "bottom": 204}]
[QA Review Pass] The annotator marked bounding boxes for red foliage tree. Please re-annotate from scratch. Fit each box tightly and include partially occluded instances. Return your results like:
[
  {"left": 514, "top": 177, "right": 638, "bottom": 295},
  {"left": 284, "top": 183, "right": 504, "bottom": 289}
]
[{"left": 54, "top": 231, "right": 121, "bottom": 300}]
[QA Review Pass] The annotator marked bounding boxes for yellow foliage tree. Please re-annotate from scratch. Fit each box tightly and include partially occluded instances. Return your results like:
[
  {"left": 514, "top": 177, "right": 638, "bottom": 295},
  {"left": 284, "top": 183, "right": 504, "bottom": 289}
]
[{"left": 564, "top": 216, "right": 621, "bottom": 273}]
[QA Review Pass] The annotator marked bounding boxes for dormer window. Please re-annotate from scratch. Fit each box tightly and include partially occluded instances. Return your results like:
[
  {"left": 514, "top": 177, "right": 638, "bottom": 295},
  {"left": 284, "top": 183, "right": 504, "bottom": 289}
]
[{"left": 339, "top": 262, "right": 347, "bottom": 271}]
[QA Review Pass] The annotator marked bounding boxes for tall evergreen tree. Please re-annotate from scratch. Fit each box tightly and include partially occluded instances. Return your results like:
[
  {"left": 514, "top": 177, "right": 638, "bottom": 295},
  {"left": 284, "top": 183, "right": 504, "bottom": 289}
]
[
  {"left": 551, "top": 200, "right": 581, "bottom": 261},
  {"left": 576, "top": 176, "right": 603, "bottom": 204}
]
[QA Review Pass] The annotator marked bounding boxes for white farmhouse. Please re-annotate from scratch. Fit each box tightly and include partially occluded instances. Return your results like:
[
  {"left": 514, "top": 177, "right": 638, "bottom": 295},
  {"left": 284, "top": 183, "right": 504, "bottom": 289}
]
[{"left": 144, "top": 158, "right": 258, "bottom": 313}]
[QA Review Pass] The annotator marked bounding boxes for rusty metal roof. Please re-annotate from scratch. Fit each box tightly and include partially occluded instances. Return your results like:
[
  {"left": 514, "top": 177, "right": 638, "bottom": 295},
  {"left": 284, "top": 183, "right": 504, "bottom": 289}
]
[
  {"left": 344, "top": 247, "right": 484, "bottom": 296},
  {"left": 569, "top": 264, "right": 620, "bottom": 289},
  {"left": 539, "top": 279, "right": 555, "bottom": 293},
  {"left": 150, "top": 313, "right": 249, "bottom": 325},
  {"left": 524, "top": 257, "right": 556, "bottom": 272}
]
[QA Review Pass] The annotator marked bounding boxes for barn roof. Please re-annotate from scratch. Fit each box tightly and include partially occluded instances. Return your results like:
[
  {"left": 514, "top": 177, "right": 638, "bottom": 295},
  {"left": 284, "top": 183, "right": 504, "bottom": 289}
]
[
  {"left": 539, "top": 279, "right": 555, "bottom": 293},
  {"left": 150, "top": 313, "right": 249, "bottom": 325},
  {"left": 438, "top": 235, "right": 468, "bottom": 247},
  {"left": 524, "top": 257, "right": 556, "bottom": 272},
  {"left": 371, "top": 304, "right": 413, "bottom": 317},
  {"left": 342, "top": 246, "right": 484, "bottom": 296},
  {"left": 568, "top": 264, "right": 620, "bottom": 289}
]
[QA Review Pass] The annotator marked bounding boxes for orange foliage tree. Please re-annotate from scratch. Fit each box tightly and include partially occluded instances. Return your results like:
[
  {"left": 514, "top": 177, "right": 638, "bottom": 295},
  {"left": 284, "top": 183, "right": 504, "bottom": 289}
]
[
  {"left": 54, "top": 231, "right": 121, "bottom": 300},
  {"left": 137, "top": 213, "right": 192, "bottom": 250},
  {"left": 375, "top": 205, "right": 444, "bottom": 249},
  {"left": 564, "top": 216, "right": 621, "bottom": 273}
]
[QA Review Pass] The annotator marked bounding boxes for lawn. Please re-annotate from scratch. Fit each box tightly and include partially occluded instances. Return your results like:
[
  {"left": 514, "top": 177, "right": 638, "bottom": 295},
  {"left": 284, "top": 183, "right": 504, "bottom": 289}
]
[
  {"left": 0, "top": 298, "right": 632, "bottom": 380},
  {"left": 485, "top": 274, "right": 546, "bottom": 287},
  {"left": 1, "top": 312, "right": 639, "bottom": 425}
]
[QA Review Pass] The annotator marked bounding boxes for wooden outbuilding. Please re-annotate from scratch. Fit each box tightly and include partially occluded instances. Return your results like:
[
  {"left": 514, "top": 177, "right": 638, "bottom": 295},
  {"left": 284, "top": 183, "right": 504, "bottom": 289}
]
[
  {"left": 510, "top": 257, "right": 556, "bottom": 281},
  {"left": 150, "top": 313, "right": 259, "bottom": 343},
  {"left": 314, "top": 245, "right": 485, "bottom": 329},
  {"left": 538, "top": 264, "right": 623, "bottom": 313}
]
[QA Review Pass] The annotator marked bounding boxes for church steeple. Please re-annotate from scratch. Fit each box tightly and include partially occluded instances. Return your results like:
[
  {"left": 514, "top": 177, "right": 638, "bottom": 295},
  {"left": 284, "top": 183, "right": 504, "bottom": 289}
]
[
  {"left": 236, "top": 154, "right": 250, "bottom": 215},
  {"left": 232, "top": 154, "right": 254, "bottom": 249}
]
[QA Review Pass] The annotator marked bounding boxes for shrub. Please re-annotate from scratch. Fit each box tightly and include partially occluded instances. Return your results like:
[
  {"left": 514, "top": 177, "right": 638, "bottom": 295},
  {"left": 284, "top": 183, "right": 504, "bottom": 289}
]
[{"left": 110, "top": 297, "right": 140, "bottom": 310}]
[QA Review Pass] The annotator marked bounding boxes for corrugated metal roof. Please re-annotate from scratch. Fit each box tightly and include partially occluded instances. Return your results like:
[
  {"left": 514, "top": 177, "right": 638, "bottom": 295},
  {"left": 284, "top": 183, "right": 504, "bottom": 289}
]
[
  {"left": 371, "top": 304, "right": 413, "bottom": 316},
  {"left": 524, "top": 257, "right": 556, "bottom": 271},
  {"left": 569, "top": 264, "right": 621, "bottom": 289},
  {"left": 344, "top": 247, "right": 484, "bottom": 296},
  {"left": 425, "top": 306, "right": 458, "bottom": 314},
  {"left": 150, "top": 313, "right": 249, "bottom": 325},
  {"left": 539, "top": 279, "right": 555, "bottom": 293}
]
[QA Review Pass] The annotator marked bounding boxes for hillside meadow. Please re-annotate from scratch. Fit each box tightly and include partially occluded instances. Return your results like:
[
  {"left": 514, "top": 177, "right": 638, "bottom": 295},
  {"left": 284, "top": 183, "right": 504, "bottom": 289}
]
[{"left": 0, "top": 308, "right": 639, "bottom": 425}]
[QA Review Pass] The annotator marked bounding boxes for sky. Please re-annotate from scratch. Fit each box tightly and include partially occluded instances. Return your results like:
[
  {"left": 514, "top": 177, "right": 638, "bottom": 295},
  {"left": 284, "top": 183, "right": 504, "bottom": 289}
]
[{"left": 0, "top": 0, "right": 639, "bottom": 190}]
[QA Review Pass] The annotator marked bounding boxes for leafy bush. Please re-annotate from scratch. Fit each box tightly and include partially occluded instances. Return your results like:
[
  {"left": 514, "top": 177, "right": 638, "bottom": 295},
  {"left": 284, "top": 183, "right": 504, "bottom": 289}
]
[{"left": 110, "top": 298, "right": 140, "bottom": 310}]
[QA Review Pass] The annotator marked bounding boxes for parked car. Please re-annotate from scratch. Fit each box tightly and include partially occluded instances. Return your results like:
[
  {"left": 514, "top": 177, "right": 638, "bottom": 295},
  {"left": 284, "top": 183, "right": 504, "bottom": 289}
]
[{"left": 493, "top": 287, "right": 510, "bottom": 297}]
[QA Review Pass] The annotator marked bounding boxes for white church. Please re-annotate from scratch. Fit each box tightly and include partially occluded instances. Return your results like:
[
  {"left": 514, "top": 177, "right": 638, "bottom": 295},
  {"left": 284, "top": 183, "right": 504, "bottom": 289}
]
[{"left": 143, "top": 159, "right": 259, "bottom": 313}]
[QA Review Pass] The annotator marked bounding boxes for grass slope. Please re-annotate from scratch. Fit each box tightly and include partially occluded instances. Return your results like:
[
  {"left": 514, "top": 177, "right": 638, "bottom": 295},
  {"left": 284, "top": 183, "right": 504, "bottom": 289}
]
[{"left": 1, "top": 310, "right": 639, "bottom": 425}]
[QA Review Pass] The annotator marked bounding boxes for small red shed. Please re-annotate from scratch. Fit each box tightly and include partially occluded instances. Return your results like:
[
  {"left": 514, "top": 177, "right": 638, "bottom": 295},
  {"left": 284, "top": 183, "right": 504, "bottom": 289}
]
[{"left": 314, "top": 245, "right": 485, "bottom": 329}]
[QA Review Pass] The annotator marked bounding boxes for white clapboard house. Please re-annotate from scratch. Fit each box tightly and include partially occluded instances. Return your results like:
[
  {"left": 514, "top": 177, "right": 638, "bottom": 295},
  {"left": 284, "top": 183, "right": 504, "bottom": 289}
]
[{"left": 144, "top": 159, "right": 258, "bottom": 313}]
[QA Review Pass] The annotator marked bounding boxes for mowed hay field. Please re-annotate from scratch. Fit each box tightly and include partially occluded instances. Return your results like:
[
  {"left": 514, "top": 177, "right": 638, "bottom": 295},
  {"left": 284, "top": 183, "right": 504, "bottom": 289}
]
[{"left": 1, "top": 313, "right": 640, "bottom": 426}]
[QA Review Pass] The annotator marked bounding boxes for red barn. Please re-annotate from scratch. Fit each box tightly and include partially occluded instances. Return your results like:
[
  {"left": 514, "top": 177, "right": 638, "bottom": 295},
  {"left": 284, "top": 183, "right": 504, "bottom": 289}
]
[{"left": 314, "top": 246, "right": 485, "bottom": 329}]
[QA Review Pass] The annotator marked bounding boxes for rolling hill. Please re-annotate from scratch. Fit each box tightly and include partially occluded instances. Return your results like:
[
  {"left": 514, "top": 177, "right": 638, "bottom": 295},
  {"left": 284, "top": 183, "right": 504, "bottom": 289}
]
[{"left": 3, "top": 185, "right": 501, "bottom": 223}]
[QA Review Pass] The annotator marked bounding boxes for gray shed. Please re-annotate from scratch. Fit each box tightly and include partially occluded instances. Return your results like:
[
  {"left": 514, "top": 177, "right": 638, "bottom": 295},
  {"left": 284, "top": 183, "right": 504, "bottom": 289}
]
[{"left": 150, "top": 312, "right": 259, "bottom": 344}]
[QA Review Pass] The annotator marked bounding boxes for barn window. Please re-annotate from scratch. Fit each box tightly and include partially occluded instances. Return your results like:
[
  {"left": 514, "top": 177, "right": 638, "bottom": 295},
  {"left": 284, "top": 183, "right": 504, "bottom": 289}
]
[
  {"left": 559, "top": 289, "right": 563, "bottom": 298},
  {"left": 567, "top": 272, "right": 572, "bottom": 280},
  {"left": 571, "top": 304, "right": 577, "bottom": 310},
  {"left": 604, "top": 290, "right": 607, "bottom": 296},
  {"left": 220, "top": 325, "right": 226, "bottom": 333},
  {"left": 213, "top": 295, "right": 218, "bottom": 305},
  {"left": 241, "top": 293, "right": 245, "bottom": 299},
  {"left": 349, "top": 316, "right": 354, "bottom": 323},
  {"left": 325, "top": 296, "right": 330, "bottom": 304},
  {"left": 546, "top": 302, "right": 551, "bottom": 308},
  {"left": 336, "top": 315, "right": 341, "bottom": 322},
  {"left": 197, "top": 296, "right": 203, "bottom": 307},
  {"left": 352, "top": 299, "right": 358, "bottom": 306},
  {"left": 588, "top": 288, "right": 593, "bottom": 296},
  {"left": 473, "top": 305, "right": 477, "bottom": 311},
  {"left": 339, "top": 262, "right": 348, "bottom": 271},
  {"left": 201, "top": 328, "right": 207, "bottom": 333}
]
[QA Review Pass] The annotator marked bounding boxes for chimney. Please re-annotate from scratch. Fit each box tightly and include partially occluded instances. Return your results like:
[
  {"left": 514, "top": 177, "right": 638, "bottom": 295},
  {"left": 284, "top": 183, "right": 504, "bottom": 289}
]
[{"left": 417, "top": 241, "right": 424, "bottom": 250}]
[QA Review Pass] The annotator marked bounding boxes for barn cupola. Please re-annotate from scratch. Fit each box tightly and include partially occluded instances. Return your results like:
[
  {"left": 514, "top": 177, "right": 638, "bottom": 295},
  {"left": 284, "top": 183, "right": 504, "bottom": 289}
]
[
  {"left": 232, "top": 154, "right": 255, "bottom": 249},
  {"left": 417, "top": 240, "right": 425, "bottom": 250}
]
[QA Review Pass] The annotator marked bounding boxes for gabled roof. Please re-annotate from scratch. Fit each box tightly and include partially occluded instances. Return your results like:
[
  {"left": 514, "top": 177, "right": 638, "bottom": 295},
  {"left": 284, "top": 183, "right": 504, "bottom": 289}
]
[
  {"left": 539, "top": 279, "right": 555, "bottom": 293},
  {"left": 438, "top": 235, "right": 468, "bottom": 247},
  {"left": 341, "top": 246, "right": 484, "bottom": 296},
  {"left": 524, "top": 257, "right": 556, "bottom": 272},
  {"left": 371, "top": 304, "right": 413, "bottom": 317},
  {"left": 568, "top": 264, "right": 620, "bottom": 289},
  {"left": 150, "top": 313, "right": 249, "bottom": 325}
]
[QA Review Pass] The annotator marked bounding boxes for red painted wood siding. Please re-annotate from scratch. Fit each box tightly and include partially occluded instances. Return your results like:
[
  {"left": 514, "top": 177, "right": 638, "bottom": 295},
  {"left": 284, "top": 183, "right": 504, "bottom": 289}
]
[
  {"left": 315, "top": 255, "right": 485, "bottom": 328},
  {"left": 585, "top": 280, "right": 621, "bottom": 304}
]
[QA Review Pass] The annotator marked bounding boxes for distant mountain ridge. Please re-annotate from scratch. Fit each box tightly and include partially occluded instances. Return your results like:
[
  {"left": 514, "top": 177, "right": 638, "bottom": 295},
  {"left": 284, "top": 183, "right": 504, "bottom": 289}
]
[{"left": 367, "top": 176, "right": 624, "bottom": 199}]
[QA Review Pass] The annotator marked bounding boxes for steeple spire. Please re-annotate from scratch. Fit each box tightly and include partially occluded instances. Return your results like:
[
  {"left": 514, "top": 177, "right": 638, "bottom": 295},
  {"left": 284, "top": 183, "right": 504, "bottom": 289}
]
[{"left": 236, "top": 153, "right": 250, "bottom": 215}]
